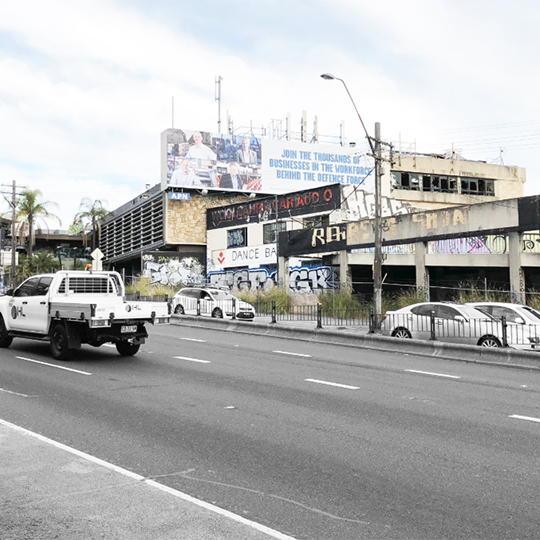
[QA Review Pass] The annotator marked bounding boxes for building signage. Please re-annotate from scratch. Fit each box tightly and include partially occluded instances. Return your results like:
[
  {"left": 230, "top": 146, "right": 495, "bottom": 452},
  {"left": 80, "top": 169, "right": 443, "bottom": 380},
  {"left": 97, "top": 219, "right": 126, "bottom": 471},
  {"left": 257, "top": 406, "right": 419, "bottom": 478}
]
[
  {"left": 168, "top": 192, "right": 191, "bottom": 201},
  {"left": 279, "top": 225, "right": 348, "bottom": 257},
  {"left": 207, "top": 185, "right": 341, "bottom": 230},
  {"left": 161, "top": 128, "right": 373, "bottom": 194},
  {"left": 212, "top": 243, "right": 277, "bottom": 269}
]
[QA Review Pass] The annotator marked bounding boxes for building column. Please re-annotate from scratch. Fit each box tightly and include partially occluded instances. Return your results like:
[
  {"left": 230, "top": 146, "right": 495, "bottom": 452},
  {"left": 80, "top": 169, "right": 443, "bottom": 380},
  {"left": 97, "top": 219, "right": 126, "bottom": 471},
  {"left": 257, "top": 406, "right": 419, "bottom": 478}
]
[
  {"left": 339, "top": 249, "right": 352, "bottom": 292},
  {"left": 508, "top": 231, "right": 525, "bottom": 304},
  {"left": 278, "top": 256, "right": 289, "bottom": 291},
  {"left": 415, "top": 241, "right": 429, "bottom": 301}
]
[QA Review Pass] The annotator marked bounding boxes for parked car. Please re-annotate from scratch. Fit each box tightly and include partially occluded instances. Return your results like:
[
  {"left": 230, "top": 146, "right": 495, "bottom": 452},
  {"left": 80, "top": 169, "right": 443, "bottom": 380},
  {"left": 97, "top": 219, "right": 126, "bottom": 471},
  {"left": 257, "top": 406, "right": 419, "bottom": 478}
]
[
  {"left": 467, "top": 302, "right": 540, "bottom": 350},
  {"left": 382, "top": 302, "right": 504, "bottom": 347},
  {"left": 172, "top": 286, "right": 255, "bottom": 320}
]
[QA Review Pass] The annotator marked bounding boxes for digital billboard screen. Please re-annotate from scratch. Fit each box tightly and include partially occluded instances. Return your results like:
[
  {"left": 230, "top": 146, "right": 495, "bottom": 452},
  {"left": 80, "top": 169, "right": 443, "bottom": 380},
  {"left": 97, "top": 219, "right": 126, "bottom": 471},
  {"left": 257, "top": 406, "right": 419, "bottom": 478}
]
[{"left": 161, "top": 128, "right": 374, "bottom": 194}]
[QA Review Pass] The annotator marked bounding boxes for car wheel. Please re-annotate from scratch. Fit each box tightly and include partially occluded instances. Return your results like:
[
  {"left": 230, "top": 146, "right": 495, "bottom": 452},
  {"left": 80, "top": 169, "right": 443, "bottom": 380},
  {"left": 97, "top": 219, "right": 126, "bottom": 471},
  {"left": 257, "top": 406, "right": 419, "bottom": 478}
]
[
  {"left": 174, "top": 304, "right": 184, "bottom": 315},
  {"left": 50, "top": 323, "right": 74, "bottom": 360},
  {"left": 392, "top": 327, "right": 412, "bottom": 339},
  {"left": 116, "top": 341, "right": 140, "bottom": 356},
  {"left": 212, "top": 307, "right": 223, "bottom": 318},
  {"left": 478, "top": 336, "right": 502, "bottom": 348},
  {"left": 0, "top": 315, "right": 12, "bottom": 348}
]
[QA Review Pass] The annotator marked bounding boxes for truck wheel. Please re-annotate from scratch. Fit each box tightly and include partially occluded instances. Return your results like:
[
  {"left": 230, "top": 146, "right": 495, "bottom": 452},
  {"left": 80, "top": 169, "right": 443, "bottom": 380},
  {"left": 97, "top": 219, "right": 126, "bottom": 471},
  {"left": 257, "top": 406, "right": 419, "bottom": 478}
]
[
  {"left": 116, "top": 341, "right": 140, "bottom": 356},
  {"left": 0, "top": 315, "right": 13, "bottom": 348},
  {"left": 50, "top": 324, "right": 74, "bottom": 360}
]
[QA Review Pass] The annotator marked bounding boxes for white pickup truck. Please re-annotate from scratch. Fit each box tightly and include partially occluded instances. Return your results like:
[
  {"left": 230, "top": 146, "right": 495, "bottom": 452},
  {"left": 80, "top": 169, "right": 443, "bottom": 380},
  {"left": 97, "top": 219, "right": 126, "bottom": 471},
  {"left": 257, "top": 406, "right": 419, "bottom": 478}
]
[{"left": 0, "top": 270, "right": 170, "bottom": 360}]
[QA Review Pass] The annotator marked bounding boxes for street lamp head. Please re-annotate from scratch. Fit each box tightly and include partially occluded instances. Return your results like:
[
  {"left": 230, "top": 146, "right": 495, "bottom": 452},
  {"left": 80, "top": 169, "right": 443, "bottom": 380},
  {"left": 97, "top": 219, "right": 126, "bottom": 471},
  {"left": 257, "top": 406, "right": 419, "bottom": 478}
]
[{"left": 320, "top": 73, "right": 336, "bottom": 81}]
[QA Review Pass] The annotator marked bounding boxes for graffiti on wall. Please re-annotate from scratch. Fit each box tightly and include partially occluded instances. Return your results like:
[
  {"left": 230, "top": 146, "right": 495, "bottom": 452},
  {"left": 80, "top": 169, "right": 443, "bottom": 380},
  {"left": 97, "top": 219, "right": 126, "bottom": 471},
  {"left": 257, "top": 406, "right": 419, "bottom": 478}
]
[
  {"left": 142, "top": 254, "right": 204, "bottom": 286},
  {"left": 342, "top": 187, "right": 414, "bottom": 221},
  {"left": 208, "top": 265, "right": 339, "bottom": 292}
]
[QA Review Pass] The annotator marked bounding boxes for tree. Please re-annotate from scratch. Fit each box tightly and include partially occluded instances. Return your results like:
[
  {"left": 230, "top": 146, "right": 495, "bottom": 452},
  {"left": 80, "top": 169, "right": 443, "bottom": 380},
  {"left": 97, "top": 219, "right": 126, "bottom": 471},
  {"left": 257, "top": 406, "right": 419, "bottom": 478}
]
[
  {"left": 73, "top": 198, "right": 110, "bottom": 251},
  {"left": 16, "top": 189, "right": 62, "bottom": 259}
]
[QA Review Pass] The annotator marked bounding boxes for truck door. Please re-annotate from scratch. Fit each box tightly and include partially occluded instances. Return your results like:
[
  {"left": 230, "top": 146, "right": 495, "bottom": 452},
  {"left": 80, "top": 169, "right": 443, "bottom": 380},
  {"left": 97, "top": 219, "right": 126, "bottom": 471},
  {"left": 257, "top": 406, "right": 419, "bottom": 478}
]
[
  {"left": 23, "top": 276, "right": 53, "bottom": 334},
  {"left": 10, "top": 277, "right": 40, "bottom": 332}
]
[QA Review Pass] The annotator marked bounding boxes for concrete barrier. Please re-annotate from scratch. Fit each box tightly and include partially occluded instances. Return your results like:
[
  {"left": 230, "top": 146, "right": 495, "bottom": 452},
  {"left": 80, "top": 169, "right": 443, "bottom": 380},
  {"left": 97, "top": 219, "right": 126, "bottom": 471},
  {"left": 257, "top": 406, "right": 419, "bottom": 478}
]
[{"left": 170, "top": 315, "right": 540, "bottom": 371}]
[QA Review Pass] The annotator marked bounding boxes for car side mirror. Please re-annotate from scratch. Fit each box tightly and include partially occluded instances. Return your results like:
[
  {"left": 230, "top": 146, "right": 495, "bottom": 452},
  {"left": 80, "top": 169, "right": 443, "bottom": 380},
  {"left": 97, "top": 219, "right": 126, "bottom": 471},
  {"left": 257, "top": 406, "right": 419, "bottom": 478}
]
[{"left": 5, "top": 289, "right": 13, "bottom": 296}]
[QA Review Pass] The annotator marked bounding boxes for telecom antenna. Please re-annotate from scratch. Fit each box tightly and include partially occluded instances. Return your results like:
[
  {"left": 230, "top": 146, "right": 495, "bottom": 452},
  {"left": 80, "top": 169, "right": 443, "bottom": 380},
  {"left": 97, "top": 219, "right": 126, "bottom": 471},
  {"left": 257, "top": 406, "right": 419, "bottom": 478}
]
[{"left": 215, "top": 76, "right": 222, "bottom": 134}]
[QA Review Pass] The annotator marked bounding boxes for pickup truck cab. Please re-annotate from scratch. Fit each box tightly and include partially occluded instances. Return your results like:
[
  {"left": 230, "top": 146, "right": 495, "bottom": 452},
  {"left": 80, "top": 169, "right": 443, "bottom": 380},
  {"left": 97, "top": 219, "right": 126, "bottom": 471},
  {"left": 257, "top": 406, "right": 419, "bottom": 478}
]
[{"left": 0, "top": 270, "right": 170, "bottom": 360}]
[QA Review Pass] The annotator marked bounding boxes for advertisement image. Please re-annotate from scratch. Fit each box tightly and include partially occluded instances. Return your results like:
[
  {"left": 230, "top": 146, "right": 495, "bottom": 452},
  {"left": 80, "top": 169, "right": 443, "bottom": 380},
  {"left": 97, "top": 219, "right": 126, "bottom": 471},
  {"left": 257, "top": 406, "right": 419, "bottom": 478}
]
[{"left": 161, "top": 128, "right": 374, "bottom": 194}]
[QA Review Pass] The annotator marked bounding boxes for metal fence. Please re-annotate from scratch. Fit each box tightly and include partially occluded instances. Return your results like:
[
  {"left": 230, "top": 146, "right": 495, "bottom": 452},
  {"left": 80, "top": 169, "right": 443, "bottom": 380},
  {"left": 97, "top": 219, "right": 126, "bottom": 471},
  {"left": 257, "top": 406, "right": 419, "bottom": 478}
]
[{"left": 125, "top": 294, "right": 169, "bottom": 302}]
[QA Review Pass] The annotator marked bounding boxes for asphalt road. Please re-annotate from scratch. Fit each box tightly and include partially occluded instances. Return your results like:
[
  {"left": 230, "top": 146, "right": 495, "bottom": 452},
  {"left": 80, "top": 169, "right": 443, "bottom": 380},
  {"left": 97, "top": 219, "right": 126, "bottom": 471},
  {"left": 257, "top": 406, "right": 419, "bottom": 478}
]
[{"left": 2, "top": 324, "right": 540, "bottom": 539}]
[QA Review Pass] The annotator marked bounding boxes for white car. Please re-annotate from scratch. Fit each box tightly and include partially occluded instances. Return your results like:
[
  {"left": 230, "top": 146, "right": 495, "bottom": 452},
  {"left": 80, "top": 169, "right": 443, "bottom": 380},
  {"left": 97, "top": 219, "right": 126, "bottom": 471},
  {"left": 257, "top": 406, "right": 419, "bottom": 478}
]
[
  {"left": 382, "top": 302, "right": 504, "bottom": 347},
  {"left": 467, "top": 302, "right": 540, "bottom": 350},
  {"left": 172, "top": 286, "right": 255, "bottom": 321}
]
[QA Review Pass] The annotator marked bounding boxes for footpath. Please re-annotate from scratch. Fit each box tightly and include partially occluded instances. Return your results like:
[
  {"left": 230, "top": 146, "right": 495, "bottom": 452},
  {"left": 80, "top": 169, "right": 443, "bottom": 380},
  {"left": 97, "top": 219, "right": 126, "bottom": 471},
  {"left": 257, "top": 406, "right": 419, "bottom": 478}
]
[{"left": 2, "top": 315, "right": 540, "bottom": 540}]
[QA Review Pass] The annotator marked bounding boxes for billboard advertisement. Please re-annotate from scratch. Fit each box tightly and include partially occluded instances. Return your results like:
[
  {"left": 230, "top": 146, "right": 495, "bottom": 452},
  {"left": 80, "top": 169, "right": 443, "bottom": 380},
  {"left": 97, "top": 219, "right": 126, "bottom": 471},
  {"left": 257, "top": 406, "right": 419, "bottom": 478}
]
[{"left": 161, "top": 128, "right": 374, "bottom": 194}]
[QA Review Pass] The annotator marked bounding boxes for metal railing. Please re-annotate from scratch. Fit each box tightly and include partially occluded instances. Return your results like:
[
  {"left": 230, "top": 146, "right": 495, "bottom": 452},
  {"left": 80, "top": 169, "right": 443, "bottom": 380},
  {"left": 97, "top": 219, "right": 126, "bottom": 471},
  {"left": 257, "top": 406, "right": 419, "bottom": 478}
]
[{"left": 125, "top": 293, "right": 169, "bottom": 302}]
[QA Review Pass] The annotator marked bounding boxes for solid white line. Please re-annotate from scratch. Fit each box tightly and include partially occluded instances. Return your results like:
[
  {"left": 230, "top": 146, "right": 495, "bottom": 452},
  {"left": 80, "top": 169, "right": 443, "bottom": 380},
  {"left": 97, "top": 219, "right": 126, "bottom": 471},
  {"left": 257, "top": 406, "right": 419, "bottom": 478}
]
[
  {"left": 174, "top": 356, "right": 211, "bottom": 364},
  {"left": 273, "top": 351, "right": 312, "bottom": 358},
  {"left": 0, "top": 418, "right": 296, "bottom": 540},
  {"left": 15, "top": 356, "right": 92, "bottom": 375},
  {"left": 180, "top": 337, "right": 207, "bottom": 343},
  {"left": 0, "top": 387, "right": 29, "bottom": 397},
  {"left": 509, "top": 414, "right": 540, "bottom": 423},
  {"left": 405, "top": 369, "right": 460, "bottom": 379},
  {"left": 305, "top": 378, "right": 359, "bottom": 390}
]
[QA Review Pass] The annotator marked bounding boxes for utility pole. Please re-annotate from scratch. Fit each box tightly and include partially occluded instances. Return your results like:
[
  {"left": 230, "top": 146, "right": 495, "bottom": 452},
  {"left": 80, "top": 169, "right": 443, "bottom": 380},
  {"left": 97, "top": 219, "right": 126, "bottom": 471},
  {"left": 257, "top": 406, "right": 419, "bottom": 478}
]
[
  {"left": 215, "top": 76, "right": 222, "bottom": 134},
  {"left": 373, "top": 123, "right": 383, "bottom": 328},
  {"left": 0, "top": 181, "right": 24, "bottom": 288}
]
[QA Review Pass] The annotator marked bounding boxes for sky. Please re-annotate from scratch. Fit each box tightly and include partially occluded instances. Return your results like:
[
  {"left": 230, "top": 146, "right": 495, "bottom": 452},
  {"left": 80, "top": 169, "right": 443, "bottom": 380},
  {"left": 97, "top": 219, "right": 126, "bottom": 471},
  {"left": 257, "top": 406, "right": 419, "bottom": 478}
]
[{"left": 1, "top": 0, "right": 539, "bottom": 230}]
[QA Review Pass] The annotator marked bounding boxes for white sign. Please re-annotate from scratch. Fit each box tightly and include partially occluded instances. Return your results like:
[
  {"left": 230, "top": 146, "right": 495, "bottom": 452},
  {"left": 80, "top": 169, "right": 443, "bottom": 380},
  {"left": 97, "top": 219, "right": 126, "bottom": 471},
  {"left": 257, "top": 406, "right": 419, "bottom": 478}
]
[{"left": 212, "top": 243, "right": 276, "bottom": 269}]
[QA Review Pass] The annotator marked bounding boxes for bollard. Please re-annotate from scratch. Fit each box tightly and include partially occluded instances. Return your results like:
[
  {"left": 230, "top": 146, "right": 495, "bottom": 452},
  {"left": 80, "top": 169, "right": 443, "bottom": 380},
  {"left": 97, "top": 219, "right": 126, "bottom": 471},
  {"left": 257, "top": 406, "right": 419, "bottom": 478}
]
[
  {"left": 197, "top": 298, "right": 201, "bottom": 316},
  {"left": 501, "top": 316, "right": 508, "bottom": 347},
  {"left": 231, "top": 298, "right": 236, "bottom": 320},
  {"left": 368, "top": 307, "right": 374, "bottom": 334},
  {"left": 430, "top": 310, "right": 436, "bottom": 340},
  {"left": 316, "top": 303, "right": 322, "bottom": 329},
  {"left": 271, "top": 300, "right": 276, "bottom": 324}
]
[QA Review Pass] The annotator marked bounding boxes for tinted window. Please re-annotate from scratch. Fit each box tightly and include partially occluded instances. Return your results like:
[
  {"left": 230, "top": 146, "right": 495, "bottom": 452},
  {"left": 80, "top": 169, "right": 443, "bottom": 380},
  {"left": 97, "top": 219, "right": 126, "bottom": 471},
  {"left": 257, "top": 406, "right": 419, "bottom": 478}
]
[
  {"left": 36, "top": 276, "right": 53, "bottom": 296},
  {"left": 14, "top": 277, "right": 39, "bottom": 297},
  {"left": 410, "top": 305, "right": 436, "bottom": 317},
  {"left": 435, "top": 305, "right": 460, "bottom": 320}
]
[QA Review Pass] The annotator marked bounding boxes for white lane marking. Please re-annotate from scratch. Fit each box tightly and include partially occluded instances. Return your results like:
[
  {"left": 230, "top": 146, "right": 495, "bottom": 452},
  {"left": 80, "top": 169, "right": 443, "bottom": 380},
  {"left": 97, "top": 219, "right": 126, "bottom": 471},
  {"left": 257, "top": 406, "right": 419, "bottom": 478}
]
[
  {"left": 405, "top": 369, "right": 460, "bottom": 379},
  {"left": 0, "top": 387, "right": 30, "bottom": 397},
  {"left": 305, "top": 378, "right": 359, "bottom": 390},
  {"left": 103, "top": 344, "right": 116, "bottom": 348},
  {"left": 15, "top": 356, "right": 92, "bottom": 375},
  {"left": 0, "top": 419, "right": 295, "bottom": 540},
  {"left": 510, "top": 414, "right": 540, "bottom": 423},
  {"left": 174, "top": 356, "right": 211, "bottom": 364},
  {"left": 180, "top": 337, "right": 207, "bottom": 343},
  {"left": 274, "top": 350, "right": 312, "bottom": 358}
]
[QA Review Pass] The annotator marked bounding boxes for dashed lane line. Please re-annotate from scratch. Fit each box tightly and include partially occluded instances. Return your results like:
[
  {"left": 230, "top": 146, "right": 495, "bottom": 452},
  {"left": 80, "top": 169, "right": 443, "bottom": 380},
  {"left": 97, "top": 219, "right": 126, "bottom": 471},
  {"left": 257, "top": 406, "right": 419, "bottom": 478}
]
[
  {"left": 174, "top": 356, "right": 211, "bottom": 364},
  {"left": 274, "top": 351, "right": 312, "bottom": 358},
  {"left": 305, "top": 378, "right": 359, "bottom": 390},
  {"left": 509, "top": 414, "right": 540, "bottom": 423},
  {"left": 405, "top": 369, "right": 461, "bottom": 379},
  {"left": 15, "top": 356, "right": 92, "bottom": 375},
  {"left": 180, "top": 337, "right": 207, "bottom": 343}
]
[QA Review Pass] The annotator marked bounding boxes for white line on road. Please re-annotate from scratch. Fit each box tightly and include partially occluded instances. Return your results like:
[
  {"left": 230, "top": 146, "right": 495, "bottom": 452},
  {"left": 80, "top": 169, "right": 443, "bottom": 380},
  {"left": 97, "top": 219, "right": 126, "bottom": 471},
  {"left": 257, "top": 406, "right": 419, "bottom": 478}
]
[
  {"left": 405, "top": 369, "right": 460, "bottom": 379},
  {"left": 0, "top": 387, "right": 30, "bottom": 397},
  {"left": 509, "top": 414, "right": 540, "bottom": 423},
  {"left": 274, "top": 350, "right": 312, "bottom": 357},
  {"left": 15, "top": 356, "right": 92, "bottom": 375},
  {"left": 180, "top": 337, "right": 207, "bottom": 343},
  {"left": 0, "top": 419, "right": 295, "bottom": 540},
  {"left": 174, "top": 356, "right": 211, "bottom": 364},
  {"left": 305, "top": 378, "right": 359, "bottom": 390},
  {"left": 102, "top": 343, "right": 116, "bottom": 348}
]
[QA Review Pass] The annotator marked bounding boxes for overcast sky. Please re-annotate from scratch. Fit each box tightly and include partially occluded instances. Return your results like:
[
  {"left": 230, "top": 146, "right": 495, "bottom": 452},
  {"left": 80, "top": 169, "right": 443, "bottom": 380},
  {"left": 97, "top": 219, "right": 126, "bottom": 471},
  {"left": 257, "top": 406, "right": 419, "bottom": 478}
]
[{"left": 1, "top": 0, "right": 539, "bottom": 228}]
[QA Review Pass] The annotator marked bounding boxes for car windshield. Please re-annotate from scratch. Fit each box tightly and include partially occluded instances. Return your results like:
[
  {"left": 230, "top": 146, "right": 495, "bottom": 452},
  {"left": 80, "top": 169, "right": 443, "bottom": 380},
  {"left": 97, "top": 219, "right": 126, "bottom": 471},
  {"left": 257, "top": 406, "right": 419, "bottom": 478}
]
[{"left": 521, "top": 306, "right": 540, "bottom": 322}]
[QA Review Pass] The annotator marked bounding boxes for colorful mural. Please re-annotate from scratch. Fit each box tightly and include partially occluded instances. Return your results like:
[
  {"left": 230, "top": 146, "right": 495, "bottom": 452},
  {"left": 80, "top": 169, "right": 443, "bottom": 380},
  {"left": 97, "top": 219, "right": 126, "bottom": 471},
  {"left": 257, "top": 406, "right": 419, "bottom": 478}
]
[{"left": 142, "top": 254, "right": 204, "bottom": 286}]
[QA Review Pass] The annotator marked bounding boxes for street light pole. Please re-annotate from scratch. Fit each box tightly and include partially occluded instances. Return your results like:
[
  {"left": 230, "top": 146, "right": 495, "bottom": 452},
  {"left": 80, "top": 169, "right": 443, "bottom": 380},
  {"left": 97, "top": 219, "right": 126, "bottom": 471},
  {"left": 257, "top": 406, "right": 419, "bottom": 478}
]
[{"left": 321, "top": 73, "right": 383, "bottom": 328}]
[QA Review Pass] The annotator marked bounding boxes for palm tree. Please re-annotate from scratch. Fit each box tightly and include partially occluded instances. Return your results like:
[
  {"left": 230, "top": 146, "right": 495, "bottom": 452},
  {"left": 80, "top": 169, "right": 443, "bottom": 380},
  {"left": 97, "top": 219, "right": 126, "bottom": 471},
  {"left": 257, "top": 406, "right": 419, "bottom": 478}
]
[
  {"left": 73, "top": 198, "right": 110, "bottom": 251},
  {"left": 16, "top": 189, "right": 62, "bottom": 258}
]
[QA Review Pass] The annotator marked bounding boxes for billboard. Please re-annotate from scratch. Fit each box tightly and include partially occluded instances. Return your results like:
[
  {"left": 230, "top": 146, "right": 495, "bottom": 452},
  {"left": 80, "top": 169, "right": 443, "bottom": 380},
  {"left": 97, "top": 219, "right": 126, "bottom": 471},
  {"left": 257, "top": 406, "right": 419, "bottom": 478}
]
[{"left": 161, "top": 128, "right": 374, "bottom": 194}]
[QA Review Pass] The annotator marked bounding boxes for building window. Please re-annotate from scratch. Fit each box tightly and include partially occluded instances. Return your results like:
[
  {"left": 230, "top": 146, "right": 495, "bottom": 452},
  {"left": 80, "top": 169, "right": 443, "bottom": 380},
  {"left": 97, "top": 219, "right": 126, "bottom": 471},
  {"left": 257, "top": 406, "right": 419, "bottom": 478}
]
[
  {"left": 303, "top": 215, "right": 329, "bottom": 229},
  {"left": 263, "top": 222, "right": 287, "bottom": 244},
  {"left": 461, "top": 177, "right": 495, "bottom": 196},
  {"left": 392, "top": 172, "right": 420, "bottom": 191},
  {"left": 227, "top": 228, "right": 247, "bottom": 248}
]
